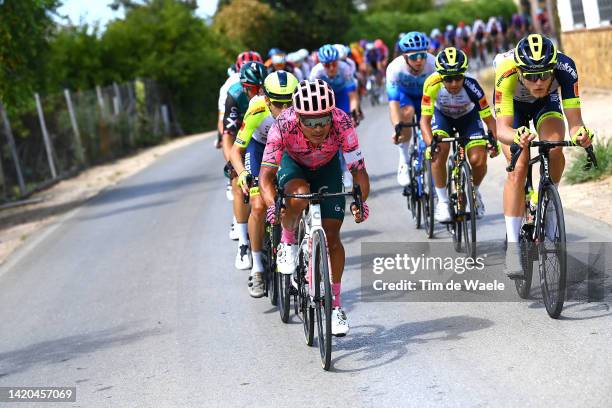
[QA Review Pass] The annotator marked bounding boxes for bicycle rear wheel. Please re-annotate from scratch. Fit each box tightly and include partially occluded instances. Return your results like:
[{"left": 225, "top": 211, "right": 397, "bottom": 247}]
[
  {"left": 312, "top": 229, "right": 332, "bottom": 370},
  {"left": 265, "top": 223, "right": 279, "bottom": 306},
  {"left": 422, "top": 159, "right": 435, "bottom": 238},
  {"left": 460, "top": 163, "right": 477, "bottom": 259},
  {"left": 515, "top": 223, "right": 534, "bottom": 299},
  {"left": 537, "top": 184, "right": 567, "bottom": 319},
  {"left": 296, "top": 219, "right": 314, "bottom": 345},
  {"left": 277, "top": 271, "right": 291, "bottom": 323}
]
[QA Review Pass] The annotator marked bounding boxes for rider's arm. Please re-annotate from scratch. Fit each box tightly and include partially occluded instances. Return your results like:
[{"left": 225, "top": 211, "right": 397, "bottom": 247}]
[
  {"left": 259, "top": 122, "right": 284, "bottom": 207},
  {"left": 464, "top": 77, "right": 496, "bottom": 138},
  {"left": 340, "top": 114, "right": 370, "bottom": 201},
  {"left": 555, "top": 54, "right": 591, "bottom": 146},
  {"left": 386, "top": 60, "right": 402, "bottom": 126},
  {"left": 493, "top": 60, "right": 521, "bottom": 145},
  {"left": 420, "top": 73, "right": 441, "bottom": 145}
]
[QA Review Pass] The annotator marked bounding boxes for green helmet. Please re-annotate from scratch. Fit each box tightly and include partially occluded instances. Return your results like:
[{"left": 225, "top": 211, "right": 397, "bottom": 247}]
[
  {"left": 263, "top": 70, "right": 299, "bottom": 102},
  {"left": 435, "top": 47, "right": 468, "bottom": 76},
  {"left": 240, "top": 61, "right": 267, "bottom": 86}
]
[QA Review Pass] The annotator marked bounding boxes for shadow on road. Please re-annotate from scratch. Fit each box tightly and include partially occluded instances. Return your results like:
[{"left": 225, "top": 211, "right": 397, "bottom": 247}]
[
  {"left": 0, "top": 323, "right": 168, "bottom": 379},
  {"left": 330, "top": 315, "right": 494, "bottom": 373}
]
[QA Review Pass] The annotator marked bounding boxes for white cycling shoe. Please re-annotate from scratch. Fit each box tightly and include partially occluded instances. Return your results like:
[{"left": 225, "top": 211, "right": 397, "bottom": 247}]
[
  {"left": 434, "top": 201, "right": 452, "bottom": 222},
  {"left": 331, "top": 307, "right": 349, "bottom": 337},
  {"left": 235, "top": 244, "right": 252, "bottom": 270},
  {"left": 248, "top": 273, "right": 265, "bottom": 298},
  {"left": 276, "top": 243, "right": 297, "bottom": 275},
  {"left": 397, "top": 163, "right": 410, "bottom": 187}
]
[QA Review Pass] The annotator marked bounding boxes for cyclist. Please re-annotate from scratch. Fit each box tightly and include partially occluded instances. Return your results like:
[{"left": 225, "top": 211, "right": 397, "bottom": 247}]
[
  {"left": 429, "top": 28, "right": 443, "bottom": 55},
  {"left": 421, "top": 48, "right": 499, "bottom": 222},
  {"left": 493, "top": 34, "right": 593, "bottom": 278},
  {"left": 230, "top": 71, "right": 299, "bottom": 298},
  {"left": 487, "top": 16, "right": 503, "bottom": 54},
  {"left": 374, "top": 39, "right": 389, "bottom": 71},
  {"left": 472, "top": 19, "right": 487, "bottom": 68},
  {"left": 267, "top": 51, "right": 302, "bottom": 80},
  {"left": 222, "top": 61, "right": 268, "bottom": 270},
  {"left": 386, "top": 32, "right": 436, "bottom": 187},
  {"left": 455, "top": 21, "right": 472, "bottom": 54},
  {"left": 444, "top": 25, "right": 456, "bottom": 50},
  {"left": 259, "top": 79, "right": 370, "bottom": 336}
]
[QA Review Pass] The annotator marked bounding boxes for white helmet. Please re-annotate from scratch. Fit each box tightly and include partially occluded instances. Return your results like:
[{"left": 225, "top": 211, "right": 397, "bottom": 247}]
[
  {"left": 334, "top": 44, "right": 348, "bottom": 60},
  {"left": 430, "top": 28, "right": 441, "bottom": 37},
  {"left": 286, "top": 52, "right": 299, "bottom": 64},
  {"left": 446, "top": 24, "right": 454, "bottom": 31}
]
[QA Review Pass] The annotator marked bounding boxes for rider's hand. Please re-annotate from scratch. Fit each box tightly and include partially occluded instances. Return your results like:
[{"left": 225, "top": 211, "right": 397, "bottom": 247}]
[
  {"left": 351, "top": 109, "right": 361, "bottom": 127},
  {"left": 392, "top": 123, "right": 403, "bottom": 145},
  {"left": 487, "top": 140, "right": 501, "bottom": 158},
  {"left": 571, "top": 126, "right": 594, "bottom": 148},
  {"left": 223, "top": 161, "right": 235, "bottom": 179},
  {"left": 512, "top": 126, "right": 536, "bottom": 150},
  {"left": 237, "top": 170, "right": 251, "bottom": 195},
  {"left": 351, "top": 201, "right": 369, "bottom": 223}
]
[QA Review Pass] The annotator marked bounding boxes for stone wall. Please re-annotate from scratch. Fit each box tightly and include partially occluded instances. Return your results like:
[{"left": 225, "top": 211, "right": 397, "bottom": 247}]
[{"left": 561, "top": 26, "right": 612, "bottom": 89}]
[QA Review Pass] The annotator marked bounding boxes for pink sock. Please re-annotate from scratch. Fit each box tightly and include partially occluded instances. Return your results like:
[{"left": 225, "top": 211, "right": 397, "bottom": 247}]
[
  {"left": 281, "top": 227, "right": 296, "bottom": 244},
  {"left": 332, "top": 283, "right": 342, "bottom": 308}
]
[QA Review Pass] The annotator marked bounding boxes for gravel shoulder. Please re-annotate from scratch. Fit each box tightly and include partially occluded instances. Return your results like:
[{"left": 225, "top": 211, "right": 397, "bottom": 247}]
[{"left": 0, "top": 132, "right": 213, "bottom": 265}]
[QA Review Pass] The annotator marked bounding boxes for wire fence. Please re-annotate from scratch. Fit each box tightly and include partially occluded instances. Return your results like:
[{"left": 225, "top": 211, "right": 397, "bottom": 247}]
[{"left": 0, "top": 79, "right": 181, "bottom": 203}]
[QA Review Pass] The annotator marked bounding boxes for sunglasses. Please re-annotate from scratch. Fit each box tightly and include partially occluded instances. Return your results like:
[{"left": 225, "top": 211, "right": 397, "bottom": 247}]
[
  {"left": 406, "top": 52, "right": 427, "bottom": 60},
  {"left": 323, "top": 61, "right": 338, "bottom": 68},
  {"left": 442, "top": 74, "right": 464, "bottom": 83},
  {"left": 299, "top": 114, "right": 332, "bottom": 128},
  {"left": 521, "top": 70, "right": 554, "bottom": 82}
]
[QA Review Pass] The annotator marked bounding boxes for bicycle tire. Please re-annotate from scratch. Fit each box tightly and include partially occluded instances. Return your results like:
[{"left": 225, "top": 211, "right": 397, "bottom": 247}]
[
  {"left": 448, "top": 162, "right": 461, "bottom": 252},
  {"left": 312, "top": 229, "right": 332, "bottom": 370},
  {"left": 515, "top": 225, "right": 534, "bottom": 299},
  {"left": 537, "top": 184, "right": 567, "bottom": 319},
  {"left": 267, "top": 224, "right": 280, "bottom": 306},
  {"left": 297, "top": 219, "right": 314, "bottom": 345},
  {"left": 460, "top": 163, "right": 477, "bottom": 259},
  {"left": 423, "top": 159, "right": 435, "bottom": 238},
  {"left": 277, "top": 271, "right": 291, "bottom": 323}
]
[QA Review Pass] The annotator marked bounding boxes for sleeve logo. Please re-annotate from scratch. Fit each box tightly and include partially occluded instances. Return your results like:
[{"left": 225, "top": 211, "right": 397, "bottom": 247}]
[
  {"left": 479, "top": 97, "right": 489, "bottom": 109},
  {"left": 495, "top": 91, "right": 502, "bottom": 104}
]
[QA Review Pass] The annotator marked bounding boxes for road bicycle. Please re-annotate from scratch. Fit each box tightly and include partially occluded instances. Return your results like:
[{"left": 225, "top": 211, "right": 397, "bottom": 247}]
[
  {"left": 507, "top": 140, "right": 597, "bottom": 318},
  {"left": 395, "top": 121, "right": 432, "bottom": 232},
  {"left": 243, "top": 177, "right": 278, "bottom": 304},
  {"left": 274, "top": 186, "right": 364, "bottom": 370},
  {"left": 428, "top": 132, "right": 496, "bottom": 258},
  {"left": 365, "top": 73, "right": 383, "bottom": 106}
]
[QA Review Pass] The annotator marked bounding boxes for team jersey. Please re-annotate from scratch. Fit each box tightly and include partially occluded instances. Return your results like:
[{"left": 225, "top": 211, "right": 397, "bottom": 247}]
[
  {"left": 456, "top": 26, "right": 472, "bottom": 41},
  {"left": 223, "top": 82, "right": 250, "bottom": 137},
  {"left": 261, "top": 107, "right": 364, "bottom": 172},
  {"left": 309, "top": 61, "right": 357, "bottom": 114},
  {"left": 422, "top": 73, "right": 492, "bottom": 119},
  {"left": 218, "top": 72, "right": 240, "bottom": 113},
  {"left": 487, "top": 18, "right": 501, "bottom": 34},
  {"left": 473, "top": 19, "right": 486, "bottom": 33},
  {"left": 234, "top": 96, "right": 275, "bottom": 148},
  {"left": 386, "top": 53, "right": 436, "bottom": 101},
  {"left": 493, "top": 50, "right": 580, "bottom": 117}
]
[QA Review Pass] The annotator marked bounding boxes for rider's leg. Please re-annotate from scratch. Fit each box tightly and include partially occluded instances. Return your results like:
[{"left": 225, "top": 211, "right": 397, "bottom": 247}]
[
  {"left": 467, "top": 144, "right": 487, "bottom": 186},
  {"left": 281, "top": 179, "right": 309, "bottom": 241},
  {"left": 396, "top": 102, "right": 416, "bottom": 186},
  {"left": 536, "top": 114, "right": 566, "bottom": 184}
]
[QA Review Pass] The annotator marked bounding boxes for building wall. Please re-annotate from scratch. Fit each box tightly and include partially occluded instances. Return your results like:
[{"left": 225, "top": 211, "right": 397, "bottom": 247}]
[
  {"left": 561, "top": 26, "right": 612, "bottom": 88},
  {"left": 558, "top": 0, "right": 610, "bottom": 30}
]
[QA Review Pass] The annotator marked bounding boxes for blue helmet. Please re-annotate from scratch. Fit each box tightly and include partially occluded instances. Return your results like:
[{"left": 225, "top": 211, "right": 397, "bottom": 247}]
[
  {"left": 268, "top": 47, "right": 283, "bottom": 58},
  {"left": 398, "top": 32, "right": 429, "bottom": 53},
  {"left": 318, "top": 44, "right": 339, "bottom": 64}
]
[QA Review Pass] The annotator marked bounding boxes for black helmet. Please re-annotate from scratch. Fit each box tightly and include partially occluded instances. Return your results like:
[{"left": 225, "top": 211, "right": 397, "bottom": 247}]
[
  {"left": 435, "top": 47, "right": 468, "bottom": 76},
  {"left": 240, "top": 61, "right": 267, "bottom": 86},
  {"left": 514, "top": 34, "right": 558, "bottom": 73}
]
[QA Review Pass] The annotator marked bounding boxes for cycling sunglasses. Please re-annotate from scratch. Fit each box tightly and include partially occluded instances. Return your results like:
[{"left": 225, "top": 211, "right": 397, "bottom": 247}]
[
  {"left": 299, "top": 114, "right": 332, "bottom": 128},
  {"left": 406, "top": 52, "right": 427, "bottom": 60},
  {"left": 323, "top": 61, "right": 338, "bottom": 68},
  {"left": 442, "top": 74, "right": 465, "bottom": 83},
  {"left": 242, "top": 83, "right": 261, "bottom": 93},
  {"left": 521, "top": 70, "right": 554, "bottom": 82}
]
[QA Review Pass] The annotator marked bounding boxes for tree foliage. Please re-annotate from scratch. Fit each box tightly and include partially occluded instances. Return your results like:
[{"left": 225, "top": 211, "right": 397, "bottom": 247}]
[
  {"left": 0, "top": 0, "right": 61, "bottom": 113},
  {"left": 364, "top": 0, "right": 432, "bottom": 14}
]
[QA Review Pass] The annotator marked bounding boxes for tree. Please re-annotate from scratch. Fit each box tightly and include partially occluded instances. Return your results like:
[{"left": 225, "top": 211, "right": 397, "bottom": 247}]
[
  {"left": 213, "top": 0, "right": 275, "bottom": 54},
  {"left": 0, "top": 0, "right": 61, "bottom": 113},
  {"left": 363, "top": 0, "right": 432, "bottom": 14}
]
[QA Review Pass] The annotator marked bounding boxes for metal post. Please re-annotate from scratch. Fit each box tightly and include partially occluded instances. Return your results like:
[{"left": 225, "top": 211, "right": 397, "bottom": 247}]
[
  {"left": 113, "top": 82, "right": 122, "bottom": 115},
  {"left": 96, "top": 85, "right": 106, "bottom": 118},
  {"left": 161, "top": 104, "right": 170, "bottom": 136},
  {"left": 64, "top": 89, "right": 86, "bottom": 165},
  {"left": 34, "top": 93, "right": 58, "bottom": 179},
  {"left": 0, "top": 101, "right": 26, "bottom": 195}
]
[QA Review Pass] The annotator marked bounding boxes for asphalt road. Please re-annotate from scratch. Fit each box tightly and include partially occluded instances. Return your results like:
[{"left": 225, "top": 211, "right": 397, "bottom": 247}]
[{"left": 0, "top": 104, "right": 610, "bottom": 407}]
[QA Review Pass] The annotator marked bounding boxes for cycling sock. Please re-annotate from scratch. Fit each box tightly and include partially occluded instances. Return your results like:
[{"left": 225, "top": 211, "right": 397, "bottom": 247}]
[
  {"left": 435, "top": 187, "right": 449, "bottom": 203},
  {"left": 232, "top": 215, "right": 237, "bottom": 225},
  {"left": 281, "top": 227, "right": 297, "bottom": 244},
  {"left": 332, "top": 283, "right": 342, "bottom": 308},
  {"left": 397, "top": 142, "right": 410, "bottom": 165},
  {"left": 251, "top": 251, "right": 263, "bottom": 274},
  {"left": 505, "top": 216, "right": 522, "bottom": 243},
  {"left": 237, "top": 223, "right": 248, "bottom": 246}
]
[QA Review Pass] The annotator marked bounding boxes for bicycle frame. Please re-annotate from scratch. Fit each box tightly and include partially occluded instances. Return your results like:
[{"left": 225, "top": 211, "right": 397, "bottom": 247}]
[{"left": 298, "top": 201, "right": 328, "bottom": 296}]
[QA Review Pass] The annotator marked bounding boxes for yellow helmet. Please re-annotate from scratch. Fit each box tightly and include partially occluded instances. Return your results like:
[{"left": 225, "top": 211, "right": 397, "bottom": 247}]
[
  {"left": 435, "top": 47, "right": 468, "bottom": 76},
  {"left": 264, "top": 70, "right": 299, "bottom": 102}
]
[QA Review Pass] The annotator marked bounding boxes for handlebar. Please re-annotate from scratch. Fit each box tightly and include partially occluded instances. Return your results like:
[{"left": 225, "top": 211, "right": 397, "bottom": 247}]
[
  {"left": 394, "top": 121, "right": 419, "bottom": 144},
  {"left": 274, "top": 185, "right": 364, "bottom": 220},
  {"left": 506, "top": 140, "right": 598, "bottom": 172},
  {"left": 242, "top": 174, "right": 254, "bottom": 204}
]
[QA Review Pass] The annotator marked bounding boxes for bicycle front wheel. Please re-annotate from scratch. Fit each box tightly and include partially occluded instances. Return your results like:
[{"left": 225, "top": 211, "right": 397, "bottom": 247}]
[
  {"left": 297, "top": 220, "right": 314, "bottom": 345},
  {"left": 422, "top": 159, "right": 435, "bottom": 238},
  {"left": 537, "top": 184, "right": 567, "bottom": 319},
  {"left": 515, "top": 224, "right": 534, "bottom": 299},
  {"left": 266, "top": 223, "right": 280, "bottom": 306},
  {"left": 460, "top": 163, "right": 477, "bottom": 259},
  {"left": 312, "top": 229, "right": 332, "bottom": 370}
]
